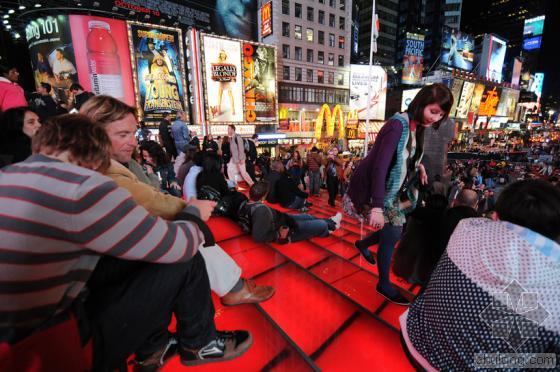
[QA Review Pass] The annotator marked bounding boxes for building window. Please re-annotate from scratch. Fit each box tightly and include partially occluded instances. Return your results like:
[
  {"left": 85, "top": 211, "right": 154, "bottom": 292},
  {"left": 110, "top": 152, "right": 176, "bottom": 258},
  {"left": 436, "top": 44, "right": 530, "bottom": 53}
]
[
  {"left": 329, "top": 0, "right": 335, "bottom": 8},
  {"left": 337, "top": 73, "right": 344, "bottom": 86},
  {"left": 339, "top": 17, "right": 345, "bottom": 30},
  {"left": 328, "top": 53, "right": 334, "bottom": 66},
  {"left": 282, "top": 22, "right": 290, "bottom": 37},
  {"left": 282, "top": 0, "right": 289, "bottom": 15},
  {"left": 329, "top": 33, "right": 335, "bottom": 47},
  {"left": 295, "top": 46, "right": 302, "bottom": 61},
  {"left": 283, "top": 66, "right": 290, "bottom": 80},
  {"left": 338, "top": 55, "right": 344, "bottom": 67},
  {"left": 318, "top": 51, "right": 324, "bottom": 64},
  {"left": 307, "top": 7, "right": 314, "bottom": 22},
  {"left": 340, "top": 0, "right": 345, "bottom": 11},
  {"left": 329, "top": 14, "right": 335, "bottom": 27},
  {"left": 307, "top": 69, "right": 313, "bottom": 83},
  {"left": 318, "top": 30, "right": 324, "bottom": 44},
  {"left": 319, "top": 0, "right": 324, "bottom": 4},
  {"left": 306, "top": 28, "right": 314, "bottom": 42},
  {"left": 295, "top": 3, "right": 302, "bottom": 18},
  {"left": 318, "top": 70, "right": 324, "bottom": 83},
  {"left": 328, "top": 71, "right": 334, "bottom": 85},
  {"left": 318, "top": 10, "right": 325, "bottom": 24},
  {"left": 339, "top": 36, "right": 345, "bottom": 49},
  {"left": 282, "top": 44, "right": 290, "bottom": 59},
  {"left": 307, "top": 49, "right": 314, "bottom": 63},
  {"left": 295, "top": 67, "right": 302, "bottom": 81},
  {"left": 295, "top": 25, "right": 302, "bottom": 40}
]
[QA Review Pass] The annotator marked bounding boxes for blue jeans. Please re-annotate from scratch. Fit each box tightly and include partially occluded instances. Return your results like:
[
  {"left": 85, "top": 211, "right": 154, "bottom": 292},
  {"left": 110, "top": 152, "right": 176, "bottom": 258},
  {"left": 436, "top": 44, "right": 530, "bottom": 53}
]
[
  {"left": 289, "top": 214, "right": 334, "bottom": 242},
  {"left": 309, "top": 170, "right": 321, "bottom": 195}
]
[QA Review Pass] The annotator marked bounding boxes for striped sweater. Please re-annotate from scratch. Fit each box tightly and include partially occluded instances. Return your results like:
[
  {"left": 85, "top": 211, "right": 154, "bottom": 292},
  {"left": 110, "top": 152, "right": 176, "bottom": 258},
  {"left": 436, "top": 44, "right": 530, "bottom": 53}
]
[{"left": 0, "top": 155, "right": 203, "bottom": 343}]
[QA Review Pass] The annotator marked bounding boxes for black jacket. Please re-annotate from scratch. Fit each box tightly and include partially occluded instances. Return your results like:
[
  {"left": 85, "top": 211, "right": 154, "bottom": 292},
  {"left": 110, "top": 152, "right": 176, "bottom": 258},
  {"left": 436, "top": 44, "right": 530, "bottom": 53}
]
[
  {"left": 265, "top": 170, "right": 282, "bottom": 203},
  {"left": 276, "top": 173, "right": 308, "bottom": 207}
]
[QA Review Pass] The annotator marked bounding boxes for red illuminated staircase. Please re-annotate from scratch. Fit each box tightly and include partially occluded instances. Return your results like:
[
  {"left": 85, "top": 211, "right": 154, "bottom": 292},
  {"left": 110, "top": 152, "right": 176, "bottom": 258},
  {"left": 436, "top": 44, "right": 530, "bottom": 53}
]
[{"left": 159, "top": 191, "right": 416, "bottom": 371}]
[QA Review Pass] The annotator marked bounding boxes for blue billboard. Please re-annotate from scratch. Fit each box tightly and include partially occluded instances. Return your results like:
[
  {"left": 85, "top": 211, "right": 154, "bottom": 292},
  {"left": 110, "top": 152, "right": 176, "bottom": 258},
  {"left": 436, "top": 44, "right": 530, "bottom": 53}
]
[{"left": 523, "top": 36, "right": 542, "bottom": 50}]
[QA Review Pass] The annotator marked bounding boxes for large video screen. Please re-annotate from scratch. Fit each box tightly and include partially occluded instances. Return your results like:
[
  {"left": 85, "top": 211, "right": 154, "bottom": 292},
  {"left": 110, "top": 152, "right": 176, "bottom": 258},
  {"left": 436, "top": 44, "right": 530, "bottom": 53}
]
[
  {"left": 480, "top": 34, "right": 507, "bottom": 82},
  {"left": 202, "top": 35, "right": 244, "bottom": 123},
  {"left": 128, "top": 22, "right": 188, "bottom": 123},
  {"left": 69, "top": 15, "right": 135, "bottom": 106},
  {"left": 523, "top": 15, "right": 545, "bottom": 38},
  {"left": 478, "top": 86, "right": 502, "bottom": 117},
  {"left": 440, "top": 27, "right": 475, "bottom": 71},
  {"left": 349, "top": 65, "right": 387, "bottom": 121},
  {"left": 402, "top": 33, "right": 424, "bottom": 85}
]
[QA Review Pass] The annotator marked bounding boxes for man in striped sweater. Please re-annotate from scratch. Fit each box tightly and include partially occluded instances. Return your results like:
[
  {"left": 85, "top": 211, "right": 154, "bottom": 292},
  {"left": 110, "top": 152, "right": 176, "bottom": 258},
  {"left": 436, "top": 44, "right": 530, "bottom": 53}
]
[{"left": 0, "top": 115, "right": 252, "bottom": 370}]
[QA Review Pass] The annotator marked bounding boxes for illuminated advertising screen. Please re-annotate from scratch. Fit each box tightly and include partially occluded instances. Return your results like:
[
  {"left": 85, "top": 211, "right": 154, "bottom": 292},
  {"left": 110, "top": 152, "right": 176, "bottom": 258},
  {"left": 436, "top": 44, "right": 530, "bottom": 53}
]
[
  {"left": 455, "top": 81, "right": 475, "bottom": 119},
  {"left": 260, "top": 1, "right": 272, "bottom": 37},
  {"left": 402, "top": 33, "right": 424, "bottom": 85},
  {"left": 128, "top": 22, "right": 188, "bottom": 123},
  {"left": 528, "top": 72, "right": 545, "bottom": 100},
  {"left": 440, "top": 27, "right": 474, "bottom": 71},
  {"left": 511, "top": 57, "right": 522, "bottom": 87},
  {"left": 69, "top": 15, "right": 135, "bottom": 106},
  {"left": 25, "top": 15, "right": 78, "bottom": 102},
  {"left": 523, "top": 36, "right": 542, "bottom": 51},
  {"left": 479, "top": 34, "right": 507, "bottom": 82},
  {"left": 202, "top": 35, "right": 244, "bottom": 123},
  {"left": 349, "top": 65, "right": 387, "bottom": 121},
  {"left": 449, "top": 79, "right": 464, "bottom": 117},
  {"left": 242, "top": 42, "right": 277, "bottom": 123},
  {"left": 523, "top": 15, "right": 545, "bottom": 37},
  {"left": 401, "top": 88, "right": 421, "bottom": 112},
  {"left": 478, "top": 86, "right": 502, "bottom": 117},
  {"left": 469, "top": 83, "right": 486, "bottom": 114},
  {"left": 496, "top": 88, "right": 520, "bottom": 119}
]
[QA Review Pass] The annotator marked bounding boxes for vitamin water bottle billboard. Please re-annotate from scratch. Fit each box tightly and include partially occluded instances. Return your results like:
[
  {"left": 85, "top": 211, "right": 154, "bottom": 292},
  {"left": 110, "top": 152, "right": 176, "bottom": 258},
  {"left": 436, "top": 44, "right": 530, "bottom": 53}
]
[
  {"left": 69, "top": 15, "right": 135, "bottom": 106},
  {"left": 128, "top": 22, "right": 187, "bottom": 123},
  {"left": 25, "top": 15, "right": 78, "bottom": 103}
]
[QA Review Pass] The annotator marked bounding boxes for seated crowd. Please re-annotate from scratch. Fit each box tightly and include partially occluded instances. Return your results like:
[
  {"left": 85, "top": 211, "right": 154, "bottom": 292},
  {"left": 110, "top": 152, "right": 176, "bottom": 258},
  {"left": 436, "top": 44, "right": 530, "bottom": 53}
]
[{"left": 1, "top": 95, "right": 559, "bottom": 371}]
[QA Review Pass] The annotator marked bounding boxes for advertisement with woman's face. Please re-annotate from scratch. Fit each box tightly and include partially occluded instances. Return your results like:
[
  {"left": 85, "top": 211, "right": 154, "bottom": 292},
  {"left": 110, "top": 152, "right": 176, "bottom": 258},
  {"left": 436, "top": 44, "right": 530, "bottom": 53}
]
[{"left": 202, "top": 35, "right": 244, "bottom": 123}]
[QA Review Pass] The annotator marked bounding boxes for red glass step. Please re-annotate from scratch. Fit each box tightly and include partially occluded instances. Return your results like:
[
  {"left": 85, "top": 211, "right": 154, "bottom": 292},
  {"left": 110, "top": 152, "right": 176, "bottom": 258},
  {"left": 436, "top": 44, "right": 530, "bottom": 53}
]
[
  {"left": 257, "top": 263, "right": 358, "bottom": 355},
  {"left": 309, "top": 255, "right": 361, "bottom": 284},
  {"left": 313, "top": 312, "right": 414, "bottom": 371},
  {"left": 269, "top": 241, "right": 331, "bottom": 269},
  {"left": 207, "top": 217, "right": 245, "bottom": 242}
]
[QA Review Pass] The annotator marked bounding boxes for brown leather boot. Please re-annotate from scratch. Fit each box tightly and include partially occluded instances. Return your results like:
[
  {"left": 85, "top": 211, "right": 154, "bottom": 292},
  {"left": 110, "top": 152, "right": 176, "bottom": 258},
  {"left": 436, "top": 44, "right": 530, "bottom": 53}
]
[{"left": 220, "top": 279, "right": 275, "bottom": 306}]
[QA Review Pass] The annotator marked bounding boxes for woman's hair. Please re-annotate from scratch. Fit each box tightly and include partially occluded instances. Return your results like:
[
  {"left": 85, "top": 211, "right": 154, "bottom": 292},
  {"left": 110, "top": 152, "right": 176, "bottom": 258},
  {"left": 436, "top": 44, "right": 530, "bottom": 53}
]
[
  {"left": 32, "top": 114, "right": 111, "bottom": 173},
  {"left": 1, "top": 107, "right": 39, "bottom": 135},
  {"left": 139, "top": 140, "right": 169, "bottom": 166},
  {"left": 222, "top": 135, "right": 230, "bottom": 144},
  {"left": 79, "top": 95, "right": 137, "bottom": 128},
  {"left": 495, "top": 179, "right": 560, "bottom": 242},
  {"left": 407, "top": 83, "right": 454, "bottom": 128},
  {"left": 294, "top": 151, "right": 301, "bottom": 160},
  {"left": 201, "top": 152, "right": 221, "bottom": 174}
]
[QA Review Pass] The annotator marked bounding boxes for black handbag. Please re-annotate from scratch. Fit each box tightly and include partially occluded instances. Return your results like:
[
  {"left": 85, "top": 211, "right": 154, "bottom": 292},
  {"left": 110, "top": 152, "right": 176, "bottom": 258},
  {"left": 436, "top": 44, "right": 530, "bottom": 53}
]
[{"left": 197, "top": 185, "right": 232, "bottom": 216}]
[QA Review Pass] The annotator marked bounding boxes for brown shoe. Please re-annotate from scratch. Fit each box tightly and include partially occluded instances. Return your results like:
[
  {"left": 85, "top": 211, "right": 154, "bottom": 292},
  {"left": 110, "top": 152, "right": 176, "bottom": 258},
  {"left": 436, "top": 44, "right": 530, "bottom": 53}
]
[
  {"left": 220, "top": 279, "right": 275, "bottom": 306},
  {"left": 134, "top": 337, "right": 178, "bottom": 372}
]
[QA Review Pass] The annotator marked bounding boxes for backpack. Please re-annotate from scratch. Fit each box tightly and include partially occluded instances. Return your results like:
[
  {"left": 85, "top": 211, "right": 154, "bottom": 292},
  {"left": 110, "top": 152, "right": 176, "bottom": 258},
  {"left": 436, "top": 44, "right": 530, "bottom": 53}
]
[
  {"left": 237, "top": 200, "right": 267, "bottom": 233},
  {"left": 243, "top": 138, "right": 250, "bottom": 155}
]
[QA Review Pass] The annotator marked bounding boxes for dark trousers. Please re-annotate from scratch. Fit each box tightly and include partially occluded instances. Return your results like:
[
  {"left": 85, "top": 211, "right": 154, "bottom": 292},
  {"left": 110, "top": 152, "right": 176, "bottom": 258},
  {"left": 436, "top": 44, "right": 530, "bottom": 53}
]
[
  {"left": 246, "top": 159, "right": 257, "bottom": 182},
  {"left": 326, "top": 175, "right": 339, "bottom": 205},
  {"left": 85, "top": 253, "right": 216, "bottom": 370}
]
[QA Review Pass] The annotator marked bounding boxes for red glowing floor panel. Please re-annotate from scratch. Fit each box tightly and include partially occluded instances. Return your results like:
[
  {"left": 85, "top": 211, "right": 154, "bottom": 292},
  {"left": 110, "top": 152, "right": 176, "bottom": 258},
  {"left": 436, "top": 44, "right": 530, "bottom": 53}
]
[
  {"left": 314, "top": 312, "right": 414, "bottom": 371},
  {"left": 309, "top": 255, "right": 361, "bottom": 284},
  {"left": 329, "top": 270, "right": 388, "bottom": 313},
  {"left": 218, "top": 235, "right": 262, "bottom": 255},
  {"left": 257, "top": 263, "right": 358, "bottom": 355},
  {"left": 206, "top": 217, "right": 245, "bottom": 242},
  {"left": 229, "top": 244, "right": 288, "bottom": 279},
  {"left": 269, "top": 241, "right": 332, "bottom": 269},
  {"left": 316, "top": 239, "right": 361, "bottom": 260},
  {"left": 378, "top": 303, "right": 408, "bottom": 330}
]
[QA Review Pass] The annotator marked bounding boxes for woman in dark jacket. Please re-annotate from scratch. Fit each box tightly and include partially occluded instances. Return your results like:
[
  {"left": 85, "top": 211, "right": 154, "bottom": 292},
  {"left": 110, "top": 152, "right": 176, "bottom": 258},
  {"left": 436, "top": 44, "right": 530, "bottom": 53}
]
[
  {"left": 220, "top": 135, "right": 231, "bottom": 177},
  {"left": 139, "top": 140, "right": 182, "bottom": 197},
  {"left": 0, "top": 107, "right": 41, "bottom": 166}
]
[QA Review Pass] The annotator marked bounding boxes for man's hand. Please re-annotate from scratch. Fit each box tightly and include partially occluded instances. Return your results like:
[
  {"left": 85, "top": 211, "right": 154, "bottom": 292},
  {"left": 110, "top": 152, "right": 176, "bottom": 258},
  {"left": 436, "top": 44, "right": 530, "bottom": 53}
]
[
  {"left": 187, "top": 198, "right": 216, "bottom": 221},
  {"left": 417, "top": 164, "right": 428, "bottom": 186}
]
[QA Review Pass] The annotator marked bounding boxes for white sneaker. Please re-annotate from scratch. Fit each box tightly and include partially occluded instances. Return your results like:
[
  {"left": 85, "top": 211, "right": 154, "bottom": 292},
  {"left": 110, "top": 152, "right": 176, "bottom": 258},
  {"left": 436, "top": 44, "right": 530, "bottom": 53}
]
[{"left": 330, "top": 212, "right": 342, "bottom": 230}]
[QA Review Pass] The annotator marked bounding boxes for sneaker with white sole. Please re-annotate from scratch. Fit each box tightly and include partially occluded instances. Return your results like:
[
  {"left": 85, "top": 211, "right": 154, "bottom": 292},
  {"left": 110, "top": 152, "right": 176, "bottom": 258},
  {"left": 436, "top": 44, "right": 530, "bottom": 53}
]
[
  {"left": 330, "top": 212, "right": 342, "bottom": 230},
  {"left": 180, "top": 330, "right": 252, "bottom": 366}
]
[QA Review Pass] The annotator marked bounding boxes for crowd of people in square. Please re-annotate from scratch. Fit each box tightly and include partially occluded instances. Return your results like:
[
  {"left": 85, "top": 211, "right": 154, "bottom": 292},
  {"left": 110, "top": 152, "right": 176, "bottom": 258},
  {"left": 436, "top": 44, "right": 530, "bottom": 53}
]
[{"left": 1, "top": 67, "right": 559, "bottom": 371}]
